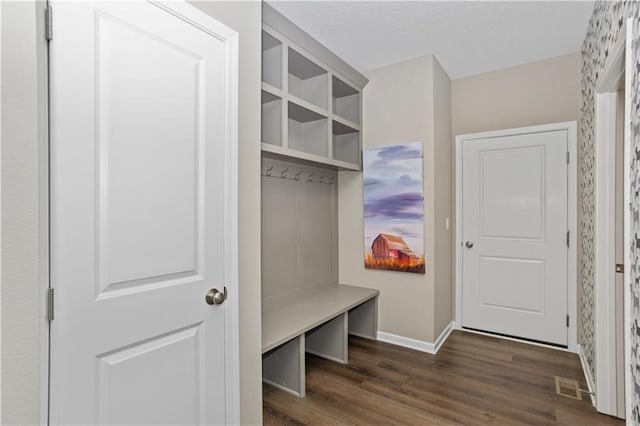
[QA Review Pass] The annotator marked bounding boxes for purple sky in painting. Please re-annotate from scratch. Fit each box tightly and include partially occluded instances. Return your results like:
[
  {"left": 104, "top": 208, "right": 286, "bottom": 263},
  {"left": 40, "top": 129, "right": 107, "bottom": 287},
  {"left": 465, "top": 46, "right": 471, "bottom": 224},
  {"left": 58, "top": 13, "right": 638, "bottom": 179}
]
[
  {"left": 363, "top": 142, "right": 424, "bottom": 257},
  {"left": 364, "top": 192, "right": 424, "bottom": 221}
]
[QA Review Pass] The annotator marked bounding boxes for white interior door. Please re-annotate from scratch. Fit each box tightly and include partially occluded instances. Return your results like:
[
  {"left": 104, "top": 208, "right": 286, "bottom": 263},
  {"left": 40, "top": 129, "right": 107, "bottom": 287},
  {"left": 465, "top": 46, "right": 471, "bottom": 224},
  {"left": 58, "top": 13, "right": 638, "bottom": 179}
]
[
  {"left": 461, "top": 130, "right": 568, "bottom": 346},
  {"left": 49, "top": 1, "right": 238, "bottom": 424}
]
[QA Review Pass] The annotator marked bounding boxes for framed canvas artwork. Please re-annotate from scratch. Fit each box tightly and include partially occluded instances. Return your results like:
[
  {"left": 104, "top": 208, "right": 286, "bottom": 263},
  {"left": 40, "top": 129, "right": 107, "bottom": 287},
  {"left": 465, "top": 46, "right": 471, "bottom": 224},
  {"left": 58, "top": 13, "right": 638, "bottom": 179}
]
[{"left": 363, "top": 142, "right": 425, "bottom": 274}]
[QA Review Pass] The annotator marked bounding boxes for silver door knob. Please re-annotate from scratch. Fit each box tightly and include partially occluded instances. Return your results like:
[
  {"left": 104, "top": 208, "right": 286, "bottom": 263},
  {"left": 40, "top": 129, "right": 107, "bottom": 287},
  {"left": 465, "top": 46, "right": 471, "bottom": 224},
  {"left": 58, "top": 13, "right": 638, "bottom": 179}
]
[
  {"left": 205, "top": 287, "right": 227, "bottom": 305},
  {"left": 465, "top": 241, "right": 474, "bottom": 248}
]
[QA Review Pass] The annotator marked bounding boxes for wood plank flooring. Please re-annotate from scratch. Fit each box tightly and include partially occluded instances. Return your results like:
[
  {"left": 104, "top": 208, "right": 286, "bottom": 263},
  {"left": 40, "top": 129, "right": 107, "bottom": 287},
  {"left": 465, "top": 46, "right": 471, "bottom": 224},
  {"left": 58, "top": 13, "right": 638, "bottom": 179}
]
[{"left": 263, "top": 331, "right": 623, "bottom": 425}]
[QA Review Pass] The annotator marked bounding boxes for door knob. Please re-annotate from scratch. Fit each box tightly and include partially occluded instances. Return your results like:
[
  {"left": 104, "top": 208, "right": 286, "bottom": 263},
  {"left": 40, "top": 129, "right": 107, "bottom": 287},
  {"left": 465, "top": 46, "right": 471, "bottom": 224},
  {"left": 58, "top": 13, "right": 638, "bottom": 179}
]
[
  {"left": 205, "top": 287, "right": 227, "bottom": 305},
  {"left": 465, "top": 241, "right": 474, "bottom": 248}
]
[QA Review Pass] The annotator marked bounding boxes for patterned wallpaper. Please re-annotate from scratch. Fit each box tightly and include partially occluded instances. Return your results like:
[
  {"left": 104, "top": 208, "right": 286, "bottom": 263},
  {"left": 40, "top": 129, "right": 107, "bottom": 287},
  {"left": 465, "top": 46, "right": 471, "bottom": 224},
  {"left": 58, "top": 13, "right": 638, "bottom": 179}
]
[{"left": 580, "top": 0, "right": 640, "bottom": 419}]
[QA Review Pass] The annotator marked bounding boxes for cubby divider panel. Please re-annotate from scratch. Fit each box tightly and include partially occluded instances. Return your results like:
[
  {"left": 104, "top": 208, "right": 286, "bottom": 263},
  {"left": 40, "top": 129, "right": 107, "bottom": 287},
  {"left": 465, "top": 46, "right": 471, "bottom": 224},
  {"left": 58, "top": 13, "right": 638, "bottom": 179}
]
[
  {"left": 262, "top": 90, "right": 282, "bottom": 146},
  {"left": 348, "top": 298, "right": 378, "bottom": 340},
  {"left": 305, "top": 313, "right": 348, "bottom": 364},
  {"left": 262, "top": 336, "right": 305, "bottom": 397},
  {"left": 262, "top": 31, "right": 282, "bottom": 89}
]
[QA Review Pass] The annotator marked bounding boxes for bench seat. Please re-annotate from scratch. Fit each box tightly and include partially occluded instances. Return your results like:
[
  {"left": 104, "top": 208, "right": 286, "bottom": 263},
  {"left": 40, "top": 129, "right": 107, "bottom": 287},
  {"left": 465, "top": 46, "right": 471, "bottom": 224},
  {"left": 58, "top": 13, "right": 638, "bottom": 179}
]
[{"left": 261, "top": 284, "right": 379, "bottom": 396}]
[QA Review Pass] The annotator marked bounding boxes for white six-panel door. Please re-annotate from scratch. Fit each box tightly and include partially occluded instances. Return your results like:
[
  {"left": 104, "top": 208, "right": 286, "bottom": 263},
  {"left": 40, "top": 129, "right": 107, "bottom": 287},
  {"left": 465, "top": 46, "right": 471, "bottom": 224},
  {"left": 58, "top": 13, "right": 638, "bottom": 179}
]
[
  {"left": 49, "top": 1, "right": 238, "bottom": 424},
  {"left": 461, "top": 130, "right": 568, "bottom": 346}
]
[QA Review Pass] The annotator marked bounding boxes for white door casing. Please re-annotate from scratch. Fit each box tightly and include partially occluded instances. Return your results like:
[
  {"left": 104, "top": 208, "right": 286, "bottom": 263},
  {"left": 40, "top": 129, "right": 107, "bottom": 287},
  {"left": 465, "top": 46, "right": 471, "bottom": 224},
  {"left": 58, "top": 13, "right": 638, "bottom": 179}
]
[
  {"left": 594, "top": 19, "right": 632, "bottom": 418},
  {"left": 456, "top": 123, "right": 577, "bottom": 348},
  {"left": 49, "top": 1, "right": 239, "bottom": 424}
]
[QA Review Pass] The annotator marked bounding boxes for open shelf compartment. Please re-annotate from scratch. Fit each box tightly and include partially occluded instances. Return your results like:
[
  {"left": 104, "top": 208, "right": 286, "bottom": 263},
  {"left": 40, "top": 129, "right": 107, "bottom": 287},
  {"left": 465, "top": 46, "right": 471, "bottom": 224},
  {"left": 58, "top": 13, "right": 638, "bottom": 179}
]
[
  {"left": 332, "top": 120, "right": 360, "bottom": 166},
  {"left": 332, "top": 76, "right": 360, "bottom": 125},
  {"left": 288, "top": 102, "right": 328, "bottom": 157},
  {"left": 262, "top": 90, "right": 282, "bottom": 147},
  {"left": 262, "top": 31, "right": 282, "bottom": 89},
  {"left": 288, "top": 48, "right": 328, "bottom": 110}
]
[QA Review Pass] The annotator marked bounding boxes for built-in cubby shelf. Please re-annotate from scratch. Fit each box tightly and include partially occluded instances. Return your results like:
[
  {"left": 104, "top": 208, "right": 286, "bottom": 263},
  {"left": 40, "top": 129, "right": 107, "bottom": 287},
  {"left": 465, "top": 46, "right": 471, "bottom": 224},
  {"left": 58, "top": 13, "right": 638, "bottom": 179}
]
[
  {"left": 288, "top": 102, "right": 328, "bottom": 157},
  {"left": 261, "top": 23, "right": 366, "bottom": 171},
  {"left": 261, "top": 89, "right": 282, "bottom": 147},
  {"left": 332, "top": 120, "right": 360, "bottom": 165},
  {"left": 262, "top": 30, "right": 282, "bottom": 90},
  {"left": 261, "top": 4, "right": 373, "bottom": 398},
  {"left": 288, "top": 48, "right": 328, "bottom": 110},
  {"left": 332, "top": 76, "right": 360, "bottom": 125}
]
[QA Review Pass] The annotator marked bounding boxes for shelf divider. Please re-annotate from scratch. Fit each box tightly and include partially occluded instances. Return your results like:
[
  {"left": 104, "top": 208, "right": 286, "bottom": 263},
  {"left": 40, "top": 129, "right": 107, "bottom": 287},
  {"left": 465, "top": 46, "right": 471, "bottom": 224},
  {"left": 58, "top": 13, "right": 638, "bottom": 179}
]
[{"left": 262, "top": 143, "right": 360, "bottom": 171}]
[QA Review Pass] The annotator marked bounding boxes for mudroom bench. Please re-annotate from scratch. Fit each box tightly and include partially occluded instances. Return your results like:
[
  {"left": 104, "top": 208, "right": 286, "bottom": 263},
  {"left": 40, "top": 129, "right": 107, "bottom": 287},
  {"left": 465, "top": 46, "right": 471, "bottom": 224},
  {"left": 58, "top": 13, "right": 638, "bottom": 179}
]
[{"left": 261, "top": 284, "right": 379, "bottom": 397}]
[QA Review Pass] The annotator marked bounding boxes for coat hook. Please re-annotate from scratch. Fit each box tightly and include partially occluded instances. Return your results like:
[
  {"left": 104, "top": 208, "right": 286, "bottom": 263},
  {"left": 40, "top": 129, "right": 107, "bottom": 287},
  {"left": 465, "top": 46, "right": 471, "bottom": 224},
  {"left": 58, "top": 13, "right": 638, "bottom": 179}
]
[
  {"left": 294, "top": 171, "right": 302, "bottom": 181},
  {"left": 265, "top": 165, "right": 273, "bottom": 176},
  {"left": 280, "top": 168, "right": 288, "bottom": 178},
  {"left": 319, "top": 175, "right": 326, "bottom": 183},
  {"left": 307, "top": 173, "right": 315, "bottom": 182}
]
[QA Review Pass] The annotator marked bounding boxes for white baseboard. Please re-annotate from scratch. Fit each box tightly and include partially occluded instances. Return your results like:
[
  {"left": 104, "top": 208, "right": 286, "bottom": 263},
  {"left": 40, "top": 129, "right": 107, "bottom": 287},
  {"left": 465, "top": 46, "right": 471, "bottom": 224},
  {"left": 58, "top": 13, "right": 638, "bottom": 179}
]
[
  {"left": 377, "top": 321, "right": 454, "bottom": 355},
  {"left": 578, "top": 344, "right": 596, "bottom": 406},
  {"left": 434, "top": 321, "right": 455, "bottom": 353}
]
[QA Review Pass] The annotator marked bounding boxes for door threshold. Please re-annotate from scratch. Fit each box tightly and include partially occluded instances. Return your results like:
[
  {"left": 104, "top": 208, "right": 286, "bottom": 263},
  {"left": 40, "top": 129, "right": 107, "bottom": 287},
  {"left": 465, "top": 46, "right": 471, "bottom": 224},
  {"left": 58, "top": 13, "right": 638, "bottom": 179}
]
[{"left": 461, "top": 327, "right": 573, "bottom": 353}]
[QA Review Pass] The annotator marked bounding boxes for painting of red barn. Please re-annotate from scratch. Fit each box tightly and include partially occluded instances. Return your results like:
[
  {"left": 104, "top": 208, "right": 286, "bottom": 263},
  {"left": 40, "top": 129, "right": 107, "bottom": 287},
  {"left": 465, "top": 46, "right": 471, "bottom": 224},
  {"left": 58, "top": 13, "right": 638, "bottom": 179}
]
[{"left": 363, "top": 142, "right": 425, "bottom": 274}]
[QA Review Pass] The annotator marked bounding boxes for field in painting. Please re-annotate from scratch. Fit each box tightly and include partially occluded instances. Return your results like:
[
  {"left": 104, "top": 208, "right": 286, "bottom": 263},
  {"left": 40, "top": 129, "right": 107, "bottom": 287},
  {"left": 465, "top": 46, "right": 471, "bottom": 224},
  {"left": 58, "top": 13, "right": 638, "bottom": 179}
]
[{"left": 364, "top": 254, "right": 425, "bottom": 274}]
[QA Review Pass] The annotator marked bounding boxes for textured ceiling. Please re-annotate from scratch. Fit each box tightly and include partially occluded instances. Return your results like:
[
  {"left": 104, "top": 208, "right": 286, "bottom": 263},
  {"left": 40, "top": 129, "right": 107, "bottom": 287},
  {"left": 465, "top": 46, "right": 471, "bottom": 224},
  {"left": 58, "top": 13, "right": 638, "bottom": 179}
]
[{"left": 267, "top": 1, "right": 594, "bottom": 79}]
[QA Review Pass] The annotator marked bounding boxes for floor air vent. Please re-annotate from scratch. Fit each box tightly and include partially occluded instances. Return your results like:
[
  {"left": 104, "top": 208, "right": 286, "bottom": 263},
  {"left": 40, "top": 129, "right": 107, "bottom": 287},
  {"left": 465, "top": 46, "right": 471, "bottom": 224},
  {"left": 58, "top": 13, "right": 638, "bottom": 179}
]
[{"left": 555, "top": 376, "right": 582, "bottom": 400}]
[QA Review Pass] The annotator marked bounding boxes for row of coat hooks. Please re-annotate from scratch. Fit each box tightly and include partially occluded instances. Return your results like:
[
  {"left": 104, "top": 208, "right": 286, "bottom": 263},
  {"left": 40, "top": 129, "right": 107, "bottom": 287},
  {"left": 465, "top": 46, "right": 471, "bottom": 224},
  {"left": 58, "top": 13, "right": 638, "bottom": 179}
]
[{"left": 261, "top": 164, "right": 335, "bottom": 185}]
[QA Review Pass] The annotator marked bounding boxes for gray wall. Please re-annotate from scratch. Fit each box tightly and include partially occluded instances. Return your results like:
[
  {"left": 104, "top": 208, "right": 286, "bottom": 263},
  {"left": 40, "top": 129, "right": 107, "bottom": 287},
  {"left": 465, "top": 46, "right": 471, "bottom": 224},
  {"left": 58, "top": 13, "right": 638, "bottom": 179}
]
[
  {"left": 1, "top": 2, "right": 47, "bottom": 424},
  {"left": 451, "top": 53, "right": 582, "bottom": 136},
  {"left": 339, "top": 55, "right": 454, "bottom": 344},
  {"left": 433, "top": 58, "right": 453, "bottom": 337}
]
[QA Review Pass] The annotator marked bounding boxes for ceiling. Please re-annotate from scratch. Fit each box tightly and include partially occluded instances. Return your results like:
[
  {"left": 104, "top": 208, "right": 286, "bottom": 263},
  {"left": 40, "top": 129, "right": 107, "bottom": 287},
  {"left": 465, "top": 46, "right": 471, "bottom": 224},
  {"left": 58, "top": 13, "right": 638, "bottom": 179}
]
[{"left": 267, "top": 1, "right": 594, "bottom": 79}]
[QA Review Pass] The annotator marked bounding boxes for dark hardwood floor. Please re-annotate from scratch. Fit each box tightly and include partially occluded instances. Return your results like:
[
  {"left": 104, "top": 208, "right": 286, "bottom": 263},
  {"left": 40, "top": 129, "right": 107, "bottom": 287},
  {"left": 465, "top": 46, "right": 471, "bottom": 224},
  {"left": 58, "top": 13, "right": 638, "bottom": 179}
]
[{"left": 263, "top": 330, "right": 623, "bottom": 425}]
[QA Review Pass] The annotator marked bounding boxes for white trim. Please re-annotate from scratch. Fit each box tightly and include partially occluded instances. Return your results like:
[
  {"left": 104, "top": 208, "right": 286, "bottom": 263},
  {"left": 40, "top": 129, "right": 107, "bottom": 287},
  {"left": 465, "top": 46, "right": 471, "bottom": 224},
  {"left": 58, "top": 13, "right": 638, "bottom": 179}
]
[
  {"left": 594, "top": 21, "right": 631, "bottom": 419},
  {"left": 455, "top": 121, "right": 578, "bottom": 352},
  {"left": 1, "top": 1, "right": 3, "bottom": 422},
  {"left": 434, "top": 321, "right": 455, "bottom": 353},
  {"left": 221, "top": 20, "right": 241, "bottom": 426},
  {"left": 579, "top": 345, "right": 597, "bottom": 407},
  {"left": 376, "top": 321, "right": 454, "bottom": 355},
  {"left": 594, "top": 91, "right": 618, "bottom": 414},
  {"left": 624, "top": 18, "right": 633, "bottom": 423},
  {"left": 376, "top": 332, "right": 433, "bottom": 353},
  {"left": 567, "top": 123, "right": 578, "bottom": 353},
  {"left": 594, "top": 29, "right": 626, "bottom": 417}
]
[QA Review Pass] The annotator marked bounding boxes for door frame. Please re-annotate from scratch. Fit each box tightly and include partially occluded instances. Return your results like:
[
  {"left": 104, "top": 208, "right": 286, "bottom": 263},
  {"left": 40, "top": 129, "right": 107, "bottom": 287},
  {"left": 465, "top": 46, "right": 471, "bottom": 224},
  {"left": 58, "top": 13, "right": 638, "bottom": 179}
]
[
  {"left": 43, "top": 1, "right": 241, "bottom": 423},
  {"left": 454, "top": 121, "right": 578, "bottom": 353},
  {"left": 593, "top": 18, "right": 632, "bottom": 418}
]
